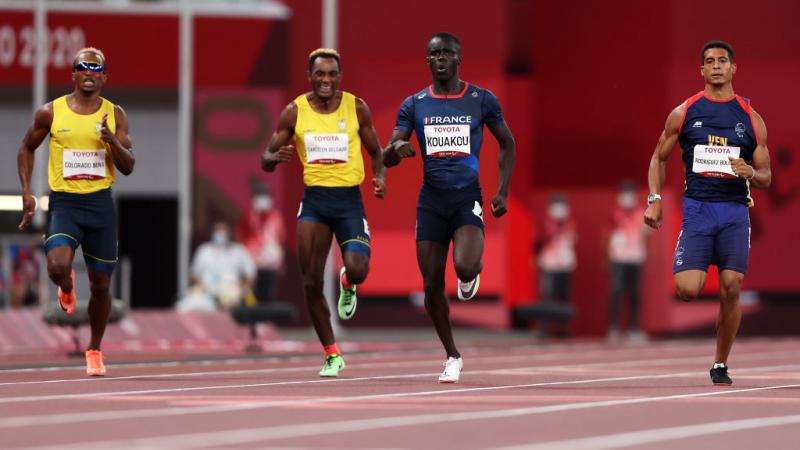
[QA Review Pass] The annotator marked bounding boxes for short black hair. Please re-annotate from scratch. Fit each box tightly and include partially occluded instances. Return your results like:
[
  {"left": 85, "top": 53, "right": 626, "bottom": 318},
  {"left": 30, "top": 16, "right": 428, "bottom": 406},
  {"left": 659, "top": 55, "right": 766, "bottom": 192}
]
[
  {"left": 308, "top": 48, "right": 341, "bottom": 73},
  {"left": 430, "top": 32, "right": 461, "bottom": 49},
  {"left": 701, "top": 40, "right": 734, "bottom": 64}
]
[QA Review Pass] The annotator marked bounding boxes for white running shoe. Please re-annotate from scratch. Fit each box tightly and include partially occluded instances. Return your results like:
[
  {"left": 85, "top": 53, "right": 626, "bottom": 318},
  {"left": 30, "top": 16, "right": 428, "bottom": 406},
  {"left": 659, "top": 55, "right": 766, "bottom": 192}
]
[
  {"left": 438, "top": 356, "right": 463, "bottom": 383},
  {"left": 457, "top": 274, "right": 480, "bottom": 301}
]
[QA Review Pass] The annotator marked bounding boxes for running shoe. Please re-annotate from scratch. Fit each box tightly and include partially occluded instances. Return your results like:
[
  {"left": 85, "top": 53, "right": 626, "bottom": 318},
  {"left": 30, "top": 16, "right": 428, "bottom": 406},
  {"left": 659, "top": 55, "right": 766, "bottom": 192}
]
[
  {"left": 710, "top": 365, "right": 732, "bottom": 386},
  {"left": 57, "top": 270, "right": 76, "bottom": 315},
  {"left": 457, "top": 274, "right": 480, "bottom": 301},
  {"left": 319, "top": 354, "right": 345, "bottom": 377},
  {"left": 85, "top": 349, "right": 106, "bottom": 376},
  {"left": 337, "top": 267, "right": 357, "bottom": 320},
  {"left": 438, "top": 356, "right": 463, "bottom": 383}
]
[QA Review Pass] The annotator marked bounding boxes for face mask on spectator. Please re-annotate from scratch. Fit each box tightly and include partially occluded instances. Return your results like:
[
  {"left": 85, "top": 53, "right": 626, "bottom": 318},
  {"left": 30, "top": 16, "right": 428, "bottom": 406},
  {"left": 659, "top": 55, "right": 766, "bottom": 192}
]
[
  {"left": 548, "top": 202, "right": 569, "bottom": 220},
  {"left": 253, "top": 195, "right": 273, "bottom": 212},
  {"left": 212, "top": 230, "right": 229, "bottom": 245},
  {"left": 617, "top": 192, "right": 637, "bottom": 209}
]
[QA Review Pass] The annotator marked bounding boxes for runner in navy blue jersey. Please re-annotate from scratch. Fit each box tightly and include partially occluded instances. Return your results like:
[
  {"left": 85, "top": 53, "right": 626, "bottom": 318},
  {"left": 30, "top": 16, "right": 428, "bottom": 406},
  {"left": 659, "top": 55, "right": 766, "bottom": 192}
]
[
  {"left": 383, "top": 32, "right": 516, "bottom": 383},
  {"left": 644, "top": 41, "right": 772, "bottom": 386}
]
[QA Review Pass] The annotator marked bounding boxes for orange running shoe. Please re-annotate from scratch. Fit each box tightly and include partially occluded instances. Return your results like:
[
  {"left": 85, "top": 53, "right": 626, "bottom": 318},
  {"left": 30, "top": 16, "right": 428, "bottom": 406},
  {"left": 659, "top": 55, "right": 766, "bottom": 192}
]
[
  {"left": 57, "top": 270, "right": 76, "bottom": 315},
  {"left": 85, "top": 349, "right": 106, "bottom": 376}
]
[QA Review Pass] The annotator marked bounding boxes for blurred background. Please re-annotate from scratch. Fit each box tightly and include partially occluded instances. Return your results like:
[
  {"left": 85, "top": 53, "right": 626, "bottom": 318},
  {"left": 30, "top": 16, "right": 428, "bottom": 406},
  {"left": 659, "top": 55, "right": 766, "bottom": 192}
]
[{"left": 1, "top": 0, "right": 799, "bottom": 353}]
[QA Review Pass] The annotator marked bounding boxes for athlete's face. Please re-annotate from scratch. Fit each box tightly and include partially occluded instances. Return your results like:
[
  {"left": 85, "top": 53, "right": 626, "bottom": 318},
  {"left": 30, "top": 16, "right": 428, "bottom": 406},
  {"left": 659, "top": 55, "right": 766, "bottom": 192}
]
[
  {"left": 309, "top": 57, "right": 341, "bottom": 100},
  {"left": 427, "top": 38, "right": 461, "bottom": 81},
  {"left": 71, "top": 53, "right": 106, "bottom": 94},
  {"left": 701, "top": 47, "right": 736, "bottom": 87}
]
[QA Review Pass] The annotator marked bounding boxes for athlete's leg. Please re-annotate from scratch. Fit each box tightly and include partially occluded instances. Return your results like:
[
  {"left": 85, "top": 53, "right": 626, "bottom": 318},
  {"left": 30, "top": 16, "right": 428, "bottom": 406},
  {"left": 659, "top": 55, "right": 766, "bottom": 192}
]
[
  {"left": 451, "top": 225, "right": 483, "bottom": 283},
  {"left": 342, "top": 252, "right": 369, "bottom": 285},
  {"left": 86, "top": 270, "right": 111, "bottom": 350},
  {"left": 418, "top": 240, "right": 459, "bottom": 358},
  {"left": 297, "top": 220, "right": 335, "bottom": 346},
  {"left": 44, "top": 197, "right": 81, "bottom": 294},
  {"left": 335, "top": 216, "right": 371, "bottom": 285},
  {"left": 715, "top": 269, "right": 744, "bottom": 364},
  {"left": 46, "top": 246, "right": 75, "bottom": 293},
  {"left": 673, "top": 270, "right": 707, "bottom": 301}
]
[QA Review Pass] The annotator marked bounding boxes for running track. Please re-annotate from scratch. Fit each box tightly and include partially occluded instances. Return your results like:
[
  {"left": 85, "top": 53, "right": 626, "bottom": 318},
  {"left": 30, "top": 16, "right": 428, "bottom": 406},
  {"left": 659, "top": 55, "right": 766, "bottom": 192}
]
[{"left": 1, "top": 336, "right": 799, "bottom": 449}]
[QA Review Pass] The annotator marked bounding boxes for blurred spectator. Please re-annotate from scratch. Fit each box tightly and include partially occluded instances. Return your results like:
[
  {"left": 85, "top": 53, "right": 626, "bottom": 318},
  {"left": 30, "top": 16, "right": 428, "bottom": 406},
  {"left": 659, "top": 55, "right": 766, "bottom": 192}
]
[
  {"left": 176, "top": 221, "right": 256, "bottom": 313},
  {"left": 9, "top": 242, "right": 40, "bottom": 309},
  {"left": 607, "top": 180, "right": 650, "bottom": 341},
  {"left": 534, "top": 193, "right": 577, "bottom": 336},
  {"left": 236, "top": 183, "right": 286, "bottom": 303}
]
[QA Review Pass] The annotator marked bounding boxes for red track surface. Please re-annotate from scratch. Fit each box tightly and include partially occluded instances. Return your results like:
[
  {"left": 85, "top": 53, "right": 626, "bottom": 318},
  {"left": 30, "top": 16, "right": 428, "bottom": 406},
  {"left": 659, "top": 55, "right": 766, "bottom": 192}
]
[{"left": 2, "top": 336, "right": 799, "bottom": 449}]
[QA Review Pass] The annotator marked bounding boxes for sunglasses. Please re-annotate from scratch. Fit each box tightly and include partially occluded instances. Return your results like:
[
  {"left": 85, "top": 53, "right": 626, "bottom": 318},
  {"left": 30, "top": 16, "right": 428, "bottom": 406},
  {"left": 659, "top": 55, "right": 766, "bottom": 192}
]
[{"left": 73, "top": 61, "right": 105, "bottom": 73}]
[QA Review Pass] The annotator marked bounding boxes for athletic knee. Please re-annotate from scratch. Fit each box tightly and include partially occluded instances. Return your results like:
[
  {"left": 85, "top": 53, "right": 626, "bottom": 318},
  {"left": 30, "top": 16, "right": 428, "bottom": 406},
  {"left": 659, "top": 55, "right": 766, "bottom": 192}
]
[
  {"left": 719, "top": 274, "right": 743, "bottom": 302},
  {"left": 47, "top": 262, "right": 71, "bottom": 282},
  {"left": 422, "top": 278, "right": 444, "bottom": 296},
  {"left": 453, "top": 260, "right": 481, "bottom": 283},
  {"left": 720, "top": 284, "right": 741, "bottom": 303},
  {"left": 675, "top": 285, "right": 701, "bottom": 302},
  {"left": 344, "top": 264, "right": 368, "bottom": 285}
]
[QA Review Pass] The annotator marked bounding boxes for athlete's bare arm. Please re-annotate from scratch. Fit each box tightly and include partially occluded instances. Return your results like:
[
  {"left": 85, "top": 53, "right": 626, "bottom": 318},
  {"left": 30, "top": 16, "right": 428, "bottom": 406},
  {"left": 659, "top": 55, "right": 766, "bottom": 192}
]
[
  {"left": 382, "top": 129, "right": 415, "bottom": 168},
  {"left": 729, "top": 109, "right": 771, "bottom": 189},
  {"left": 356, "top": 98, "right": 387, "bottom": 199},
  {"left": 487, "top": 121, "right": 516, "bottom": 217},
  {"left": 261, "top": 102, "right": 297, "bottom": 172},
  {"left": 102, "top": 105, "right": 135, "bottom": 175},
  {"left": 644, "top": 103, "right": 685, "bottom": 230},
  {"left": 17, "top": 103, "right": 53, "bottom": 230}
]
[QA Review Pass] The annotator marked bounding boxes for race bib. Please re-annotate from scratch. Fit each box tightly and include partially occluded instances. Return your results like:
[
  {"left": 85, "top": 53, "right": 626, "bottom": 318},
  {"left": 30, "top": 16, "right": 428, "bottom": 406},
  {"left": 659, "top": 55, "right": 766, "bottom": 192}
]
[
  {"left": 63, "top": 149, "right": 107, "bottom": 180},
  {"left": 304, "top": 134, "right": 349, "bottom": 164},
  {"left": 424, "top": 124, "right": 470, "bottom": 157},
  {"left": 692, "top": 145, "right": 740, "bottom": 178}
]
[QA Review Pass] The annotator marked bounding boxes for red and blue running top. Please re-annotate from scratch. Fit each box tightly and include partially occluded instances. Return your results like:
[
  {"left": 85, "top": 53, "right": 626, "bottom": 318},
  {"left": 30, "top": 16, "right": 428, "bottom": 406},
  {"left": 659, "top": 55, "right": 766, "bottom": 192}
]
[
  {"left": 394, "top": 82, "right": 504, "bottom": 190},
  {"left": 678, "top": 91, "right": 759, "bottom": 206}
]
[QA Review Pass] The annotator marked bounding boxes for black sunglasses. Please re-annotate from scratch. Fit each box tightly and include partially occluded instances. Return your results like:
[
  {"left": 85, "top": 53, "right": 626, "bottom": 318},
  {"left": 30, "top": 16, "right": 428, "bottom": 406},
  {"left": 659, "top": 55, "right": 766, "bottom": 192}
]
[{"left": 73, "top": 61, "right": 105, "bottom": 73}]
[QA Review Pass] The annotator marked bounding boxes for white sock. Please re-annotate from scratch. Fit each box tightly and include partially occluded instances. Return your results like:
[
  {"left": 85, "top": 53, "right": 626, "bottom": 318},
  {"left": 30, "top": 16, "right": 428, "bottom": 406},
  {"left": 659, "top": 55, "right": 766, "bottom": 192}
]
[{"left": 713, "top": 362, "right": 726, "bottom": 369}]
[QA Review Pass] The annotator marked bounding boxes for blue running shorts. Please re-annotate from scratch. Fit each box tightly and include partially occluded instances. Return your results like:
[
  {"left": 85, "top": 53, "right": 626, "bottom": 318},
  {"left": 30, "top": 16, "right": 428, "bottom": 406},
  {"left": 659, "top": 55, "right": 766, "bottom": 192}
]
[{"left": 673, "top": 197, "right": 750, "bottom": 274}]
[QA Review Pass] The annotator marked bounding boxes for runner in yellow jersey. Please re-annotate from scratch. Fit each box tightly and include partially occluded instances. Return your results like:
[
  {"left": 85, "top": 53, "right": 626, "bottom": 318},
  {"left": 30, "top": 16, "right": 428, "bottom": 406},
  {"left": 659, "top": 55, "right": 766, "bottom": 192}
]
[
  {"left": 262, "top": 48, "right": 386, "bottom": 377},
  {"left": 17, "top": 47, "right": 135, "bottom": 376}
]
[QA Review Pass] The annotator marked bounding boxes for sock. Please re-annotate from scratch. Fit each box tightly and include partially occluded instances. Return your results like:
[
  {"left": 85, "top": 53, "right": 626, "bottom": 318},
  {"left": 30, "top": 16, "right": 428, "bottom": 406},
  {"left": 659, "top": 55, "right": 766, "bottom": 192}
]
[
  {"left": 341, "top": 270, "right": 354, "bottom": 289},
  {"left": 324, "top": 343, "right": 341, "bottom": 356},
  {"left": 713, "top": 362, "right": 726, "bottom": 369}
]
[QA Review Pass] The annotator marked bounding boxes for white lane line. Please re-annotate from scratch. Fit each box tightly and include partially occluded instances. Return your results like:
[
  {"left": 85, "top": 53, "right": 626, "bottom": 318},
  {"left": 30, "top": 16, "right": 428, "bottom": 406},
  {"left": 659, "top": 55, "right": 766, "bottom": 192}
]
[
  {"left": 3, "top": 363, "right": 800, "bottom": 430},
  {"left": 0, "top": 342, "right": 724, "bottom": 387},
  {"left": 21, "top": 383, "right": 800, "bottom": 450},
  {"left": 2, "top": 339, "right": 794, "bottom": 388},
  {"left": 492, "top": 414, "right": 800, "bottom": 450},
  {"left": 1, "top": 346, "right": 797, "bottom": 401},
  {"left": 0, "top": 338, "right": 752, "bottom": 374}
]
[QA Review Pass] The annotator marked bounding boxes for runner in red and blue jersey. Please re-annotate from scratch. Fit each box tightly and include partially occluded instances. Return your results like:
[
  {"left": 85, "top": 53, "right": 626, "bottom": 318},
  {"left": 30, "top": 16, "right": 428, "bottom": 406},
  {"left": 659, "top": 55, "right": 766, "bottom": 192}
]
[
  {"left": 644, "top": 41, "right": 772, "bottom": 386},
  {"left": 383, "top": 32, "right": 516, "bottom": 383}
]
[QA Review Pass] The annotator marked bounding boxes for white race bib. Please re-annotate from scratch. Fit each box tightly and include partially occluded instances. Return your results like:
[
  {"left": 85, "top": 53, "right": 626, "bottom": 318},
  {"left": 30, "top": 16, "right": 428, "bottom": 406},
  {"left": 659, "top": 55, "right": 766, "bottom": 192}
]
[
  {"left": 304, "top": 134, "right": 349, "bottom": 164},
  {"left": 63, "top": 148, "right": 107, "bottom": 180},
  {"left": 424, "top": 124, "right": 470, "bottom": 157},
  {"left": 692, "top": 145, "right": 740, "bottom": 178}
]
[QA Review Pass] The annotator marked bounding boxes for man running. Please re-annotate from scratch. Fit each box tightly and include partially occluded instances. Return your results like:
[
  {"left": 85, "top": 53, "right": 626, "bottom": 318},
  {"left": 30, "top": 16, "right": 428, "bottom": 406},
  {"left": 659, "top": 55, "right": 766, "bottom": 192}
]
[
  {"left": 262, "top": 48, "right": 386, "bottom": 377},
  {"left": 17, "top": 47, "right": 135, "bottom": 376},
  {"left": 383, "top": 32, "right": 516, "bottom": 383},
  {"left": 644, "top": 40, "right": 771, "bottom": 386}
]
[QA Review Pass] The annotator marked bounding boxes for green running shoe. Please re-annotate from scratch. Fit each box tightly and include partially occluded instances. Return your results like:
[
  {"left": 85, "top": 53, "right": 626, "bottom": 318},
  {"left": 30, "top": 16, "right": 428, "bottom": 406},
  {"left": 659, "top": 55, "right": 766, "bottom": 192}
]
[
  {"left": 319, "top": 353, "right": 346, "bottom": 377},
  {"left": 337, "top": 266, "right": 357, "bottom": 320}
]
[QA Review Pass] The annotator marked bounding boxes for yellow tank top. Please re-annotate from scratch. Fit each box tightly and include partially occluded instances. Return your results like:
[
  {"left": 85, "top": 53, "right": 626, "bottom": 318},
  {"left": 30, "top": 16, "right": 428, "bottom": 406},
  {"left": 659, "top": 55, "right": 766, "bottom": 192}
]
[
  {"left": 48, "top": 95, "right": 116, "bottom": 194},
  {"left": 294, "top": 91, "right": 363, "bottom": 187}
]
